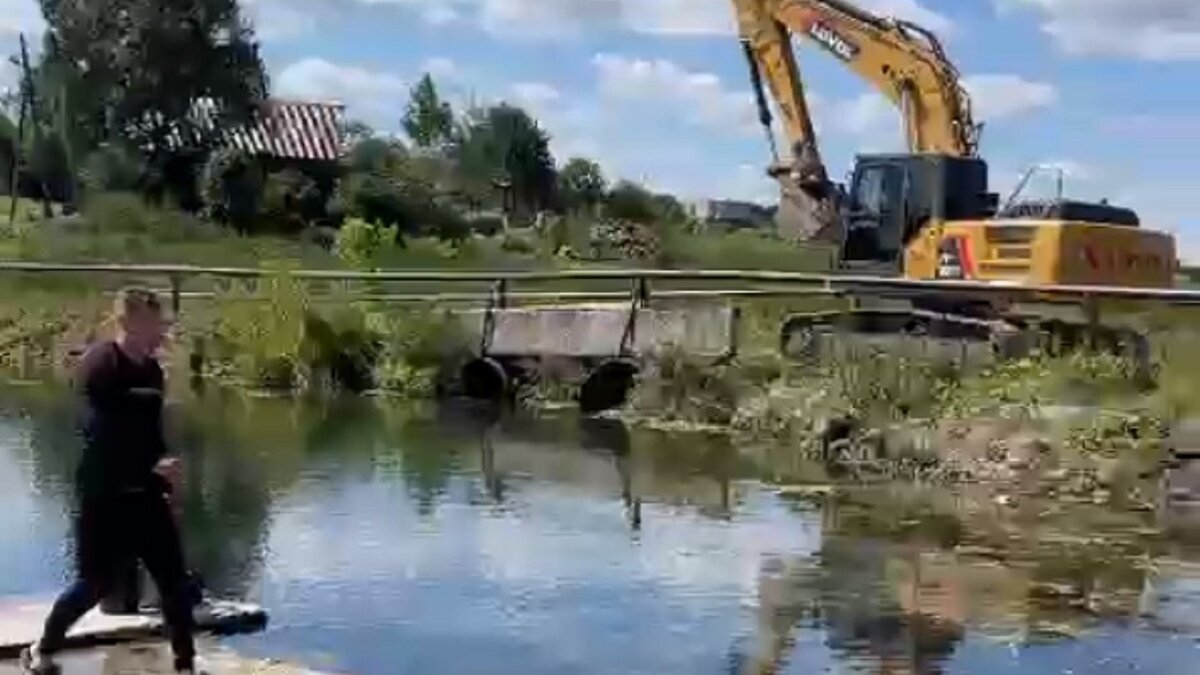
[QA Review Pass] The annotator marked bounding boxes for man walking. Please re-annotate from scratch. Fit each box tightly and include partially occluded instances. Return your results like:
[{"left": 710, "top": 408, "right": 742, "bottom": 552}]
[{"left": 21, "top": 287, "right": 200, "bottom": 674}]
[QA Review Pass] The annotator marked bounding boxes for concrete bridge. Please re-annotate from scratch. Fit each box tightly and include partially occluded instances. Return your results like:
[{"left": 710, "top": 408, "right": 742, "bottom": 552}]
[{"left": 0, "top": 262, "right": 1192, "bottom": 412}]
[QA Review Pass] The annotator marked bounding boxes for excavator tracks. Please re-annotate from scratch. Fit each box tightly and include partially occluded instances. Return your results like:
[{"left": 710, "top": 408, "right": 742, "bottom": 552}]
[{"left": 779, "top": 307, "right": 1152, "bottom": 377}]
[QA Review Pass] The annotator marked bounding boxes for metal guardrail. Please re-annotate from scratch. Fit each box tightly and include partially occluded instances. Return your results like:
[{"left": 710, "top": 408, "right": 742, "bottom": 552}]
[{"left": 3, "top": 261, "right": 1200, "bottom": 310}]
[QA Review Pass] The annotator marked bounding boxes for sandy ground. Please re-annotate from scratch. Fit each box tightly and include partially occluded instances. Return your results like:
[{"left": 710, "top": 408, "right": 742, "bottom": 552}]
[{"left": 0, "top": 640, "right": 337, "bottom": 674}]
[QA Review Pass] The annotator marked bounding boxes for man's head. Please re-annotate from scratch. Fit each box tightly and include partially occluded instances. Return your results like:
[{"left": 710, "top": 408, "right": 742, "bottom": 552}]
[{"left": 114, "top": 286, "right": 169, "bottom": 357}]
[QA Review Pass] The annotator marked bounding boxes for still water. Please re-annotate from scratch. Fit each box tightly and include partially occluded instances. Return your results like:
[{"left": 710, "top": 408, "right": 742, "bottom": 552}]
[{"left": 1, "top": 384, "right": 1200, "bottom": 674}]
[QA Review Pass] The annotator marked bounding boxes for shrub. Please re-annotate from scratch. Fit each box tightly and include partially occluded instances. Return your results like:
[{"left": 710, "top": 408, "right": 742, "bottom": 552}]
[
  {"left": 343, "top": 165, "right": 473, "bottom": 244},
  {"left": 210, "top": 271, "right": 309, "bottom": 391},
  {"left": 367, "top": 308, "right": 473, "bottom": 396},
  {"left": 263, "top": 168, "right": 329, "bottom": 233},
  {"left": 426, "top": 197, "right": 470, "bottom": 244},
  {"left": 500, "top": 230, "right": 537, "bottom": 255},
  {"left": 200, "top": 148, "right": 264, "bottom": 232},
  {"left": 80, "top": 145, "right": 141, "bottom": 196},
  {"left": 467, "top": 214, "right": 505, "bottom": 237},
  {"left": 80, "top": 192, "right": 215, "bottom": 242},
  {"left": 299, "top": 307, "right": 383, "bottom": 393},
  {"left": 343, "top": 172, "right": 413, "bottom": 234},
  {"left": 335, "top": 217, "right": 397, "bottom": 270},
  {"left": 589, "top": 219, "right": 659, "bottom": 261}
]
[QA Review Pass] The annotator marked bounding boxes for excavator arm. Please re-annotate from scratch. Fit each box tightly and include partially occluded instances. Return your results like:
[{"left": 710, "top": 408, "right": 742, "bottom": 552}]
[
  {"left": 734, "top": 0, "right": 842, "bottom": 243},
  {"left": 732, "top": 0, "right": 980, "bottom": 243}
]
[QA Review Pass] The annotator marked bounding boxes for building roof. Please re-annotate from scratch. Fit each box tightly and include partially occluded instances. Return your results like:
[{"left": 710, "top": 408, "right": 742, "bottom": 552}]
[
  {"left": 144, "top": 97, "right": 347, "bottom": 162},
  {"left": 223, "top": 99, "right": 347, "bottom": 162}
]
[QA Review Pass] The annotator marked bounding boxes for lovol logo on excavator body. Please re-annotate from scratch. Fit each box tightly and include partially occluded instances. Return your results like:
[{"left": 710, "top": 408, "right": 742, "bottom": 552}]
[
  {"left": 808, "top": 21, "right": 859, "bottom": 61},
  {"left": 1081, "top": 245, "right": 1166, "bottom": 273}
]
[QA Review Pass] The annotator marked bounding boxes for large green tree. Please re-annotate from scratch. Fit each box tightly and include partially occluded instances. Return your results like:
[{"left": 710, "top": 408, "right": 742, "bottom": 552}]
[
  {"left": 604, "top": 180, "right": 659, "bottom": 224},
  {"left": 401, "top": 74, "right": 454, "bottom": 150},
  {"left": 451, "top": 103, "right": 557, "bottom": 215},
  {"left": 558, "top": 157, "right": 606, "bottom": 215},
  {"left": 37, "top": 0, "right": 268, "bottom": 159}
]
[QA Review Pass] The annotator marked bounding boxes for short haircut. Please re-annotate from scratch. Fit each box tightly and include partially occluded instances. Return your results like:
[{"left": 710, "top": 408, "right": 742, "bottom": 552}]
[{"left": 114, "top": 286, "right": 163, "bottom": 320}]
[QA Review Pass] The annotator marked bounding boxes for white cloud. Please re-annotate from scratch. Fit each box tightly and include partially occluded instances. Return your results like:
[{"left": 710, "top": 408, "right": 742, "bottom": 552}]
[
  {"left": 510, "top": 82, "right": 562, "bottom": 107},
  {"left": 1001, "top": 0, "right": 1200, "bottom": 61},
  {"left": 962, "top": 74, "right": 1058, "bottom": 121},
  {"left": 0, "top": 0, "right": 43, "bottom": 36},
  {"left": 199, "top": 0, "right": 953, "bottom": 44},
  {"left": 275, "top": 58, "right": 408, "bottom": 127},
  {"left": 806, "top": 74, "right": 1057, "bottom": 155},
  {"left": 421, "top": 4, "right": 461, "bottom": 25},
  {"left": 1102, "top": 114, "right": 1200, "bottom": 140},
  {"left": 857, "top": 0, "right": 955, "bottom": 35},
  {"left": 476, "top": 0, "right": 621, "bottom": 39},
  {"left": 423, "top": 57, "right": 460, "bottom": 80},
  {"left": 241, "top": 0, "right": 319, "bottom": 41},
  {"left": 332, "top": 0, "right": 949, "bottom": 40},
  {"left": 0, "top": 53, "right": 17, "bottom": 101},
  {"left": 826, "top": 93, "right": 904, "bottom": 152},
  {"left": 592, "top": 53, "right": 757, "bottom": 135},
  {"left": 619, "top": 0, "right": 734, "bottom": 37},
  {"left": 1033, "top": 159, "right": 1096, "bottom": 182}
]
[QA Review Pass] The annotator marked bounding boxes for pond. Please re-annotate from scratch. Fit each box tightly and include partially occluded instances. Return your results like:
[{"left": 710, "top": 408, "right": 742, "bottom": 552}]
[{"left": 1, "top": 384, "right": 1199, "bottom": 674}]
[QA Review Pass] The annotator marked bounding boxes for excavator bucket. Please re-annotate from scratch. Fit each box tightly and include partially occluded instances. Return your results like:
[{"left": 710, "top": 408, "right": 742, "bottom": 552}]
[
  {"left": 769, "top": 139, "right": 845, "bottom": 246},
  {"left": 775, "top": 178, "right": 843, "bottom": 245}
]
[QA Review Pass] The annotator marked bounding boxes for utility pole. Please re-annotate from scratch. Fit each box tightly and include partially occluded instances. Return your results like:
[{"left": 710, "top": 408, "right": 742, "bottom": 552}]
[
  {"left": 7, "top": 50, "right": 25, "bottom": 228},
  {"left": 8, "top": 33, "right": 54, "bottom": 226},
  {"left": 19, "top": 33, "right": 55, "bottom": 220}
]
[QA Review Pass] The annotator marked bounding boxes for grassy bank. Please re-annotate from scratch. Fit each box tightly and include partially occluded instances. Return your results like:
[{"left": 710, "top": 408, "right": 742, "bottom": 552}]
[{"left": 0, "top": 193, "right": 838, "bottom": 394}]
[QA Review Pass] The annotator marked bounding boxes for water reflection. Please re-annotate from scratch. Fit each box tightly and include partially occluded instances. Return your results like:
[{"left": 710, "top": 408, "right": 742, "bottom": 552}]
[{"left": 2, "top": 386, "right": 1200, "bottom": 674}]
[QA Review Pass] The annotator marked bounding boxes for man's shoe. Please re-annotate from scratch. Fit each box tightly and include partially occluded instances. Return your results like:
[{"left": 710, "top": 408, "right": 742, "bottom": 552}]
[
  {"left": 175, "top": 656, "right": 210, "bottom": 674},
  {"left": 19, "top": 642, "right": 60, "bottom": 674}
]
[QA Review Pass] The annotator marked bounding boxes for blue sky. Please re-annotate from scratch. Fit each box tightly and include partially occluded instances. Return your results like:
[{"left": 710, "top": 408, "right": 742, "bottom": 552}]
[{"left": 3, "top": 0, "right": 1199, "bottom": 258}]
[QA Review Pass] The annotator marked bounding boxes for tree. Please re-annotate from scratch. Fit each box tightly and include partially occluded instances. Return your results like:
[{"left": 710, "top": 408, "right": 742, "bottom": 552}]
[
  {"left": 558, "top": 157, "right": 606, "bottom": 215},
  {"left": 401, "top": 74, "right": 454, "bottom": 150},
  {"left": 451, "top": 103, "right": 557, "bottom": 216},
  {"left": 345, "top": 136, "right": 407, "bottom": 175},
  {"left": 603, "top": 180, "right": 659, "bottom": 224},
  {"left": 37, "top": 0, "right": 268, "bottom": 173},
  {"left": 343, "top": 120, "right": 375, "bottom": 147}
]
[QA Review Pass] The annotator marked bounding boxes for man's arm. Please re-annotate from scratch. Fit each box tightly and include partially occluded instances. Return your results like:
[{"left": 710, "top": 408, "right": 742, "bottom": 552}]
[{"left": 150, "top": 362, "right": 182, "bottom": 498}]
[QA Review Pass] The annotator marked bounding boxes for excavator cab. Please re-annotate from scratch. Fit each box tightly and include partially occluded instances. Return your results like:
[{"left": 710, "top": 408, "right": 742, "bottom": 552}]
[{"left": 839, "top": 154, "right": 997, "bottom": 271}]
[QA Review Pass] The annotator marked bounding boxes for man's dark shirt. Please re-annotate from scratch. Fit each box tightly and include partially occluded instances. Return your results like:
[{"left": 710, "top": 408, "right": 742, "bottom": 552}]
[{"left": 74, "top": 339, "right": 170, "bottom": 500}]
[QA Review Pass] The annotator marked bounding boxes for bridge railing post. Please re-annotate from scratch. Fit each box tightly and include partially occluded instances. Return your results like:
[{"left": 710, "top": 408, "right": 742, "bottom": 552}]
[
  {"left": 496, "top": 278, "right": 509, "bottom": 309},
  {"left": 169, "top": 273, "right": 183, "bottom": 318},
  {"left": 1083, "top": 293, "right": 1101, "bottom": 351}
]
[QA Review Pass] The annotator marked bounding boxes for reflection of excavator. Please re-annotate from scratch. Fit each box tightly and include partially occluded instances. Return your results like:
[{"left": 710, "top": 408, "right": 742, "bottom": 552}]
[{"left": 731, "top": 0, "right": 1177, "bottom": 355}]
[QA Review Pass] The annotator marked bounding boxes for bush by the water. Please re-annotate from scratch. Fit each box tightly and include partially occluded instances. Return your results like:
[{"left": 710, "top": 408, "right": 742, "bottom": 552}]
[
  {"left": 335, "top": 218, "right": 398, "bottom": 270},
  {"left": 205, "top": 272, "right": 471, "bottom": 395}
]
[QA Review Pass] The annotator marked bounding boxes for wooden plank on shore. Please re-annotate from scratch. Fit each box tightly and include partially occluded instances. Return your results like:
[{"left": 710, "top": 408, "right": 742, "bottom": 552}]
[{"left": 0, "top": 598, "right": 267, "bottom": 659}]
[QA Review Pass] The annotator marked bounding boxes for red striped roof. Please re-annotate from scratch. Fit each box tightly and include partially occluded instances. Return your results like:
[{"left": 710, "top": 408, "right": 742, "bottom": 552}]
[
  {"left": 228, "top": 99, "right": 346, "bottom": 161},
  {"left": 140, "top": 98, "right": 347, "bottom": 162}
]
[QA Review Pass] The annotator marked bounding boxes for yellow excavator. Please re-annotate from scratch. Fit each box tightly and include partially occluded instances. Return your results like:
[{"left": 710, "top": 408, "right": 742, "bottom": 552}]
[{"left": 731, "top": 0, "right": 1177, "bottom": 361}]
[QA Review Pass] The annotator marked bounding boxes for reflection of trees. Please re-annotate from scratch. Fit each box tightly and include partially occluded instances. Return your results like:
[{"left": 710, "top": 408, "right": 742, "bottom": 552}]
[
  {"left": 171, "top": 395, "right": 277, "bottom": 597},
  {"left": 736, "top": 543, "right": 964, "bottom": 675},
  {"left": 14, "top": 388, "right": 83, "bottom": 507},
  {"left": 734, "top": 484, "right": 1182, "bottom": 675}
]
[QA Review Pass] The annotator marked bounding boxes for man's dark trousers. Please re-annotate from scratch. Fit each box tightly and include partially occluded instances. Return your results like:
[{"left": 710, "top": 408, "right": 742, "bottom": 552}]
[{"left": 38, "top": 489, "right": 196, "bottom": 669}]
